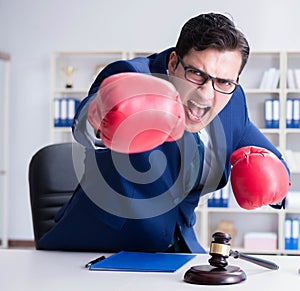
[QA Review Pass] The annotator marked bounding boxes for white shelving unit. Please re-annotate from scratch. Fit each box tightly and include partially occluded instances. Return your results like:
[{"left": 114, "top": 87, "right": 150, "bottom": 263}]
[
  {"left": 50, "top": 50, "right": 300, "bottom": 254},
  {"left": 194, "top": 195, "right": 300, "bottom": 255},
  {"left": 0, "top": 52, "right": 10, "bottom": 248},
  {"left": 50, "top": 51, "right": 128, "bottom": 143},
  {"left": 50, "top": 51, "right": 155, "bottom": 143}
]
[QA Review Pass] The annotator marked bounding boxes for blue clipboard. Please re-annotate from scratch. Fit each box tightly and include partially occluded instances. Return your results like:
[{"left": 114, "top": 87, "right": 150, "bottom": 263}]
[{"left": 89, "top": 251, "right": 196, "bottom": 272}]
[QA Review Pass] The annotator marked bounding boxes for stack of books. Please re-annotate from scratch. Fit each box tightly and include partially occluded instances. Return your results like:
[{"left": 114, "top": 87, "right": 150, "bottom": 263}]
[
  {"left": 259, "top": 68, "right": 280, "bottom": 90},
  {"left": 54, "top": 97, "right": 80, "bottom": 127},
  {"left": 244, "top": 232, "right": 277, "bottom": 251},
  {"left": 287, "top": 69, "right": 300, "bottom": 89}
]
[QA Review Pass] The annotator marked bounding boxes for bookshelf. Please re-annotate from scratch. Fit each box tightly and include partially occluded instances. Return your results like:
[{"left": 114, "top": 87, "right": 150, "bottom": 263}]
[
  {"left": 50, "top": 51, "right": 155, "bottom": 143},
  {"left": 50, "top": 50, "right": 300, "bottom": 254},
  {"left": 194, "top": 189, "right": 300, "bottom": 255},
  {"left": 50, "top": 51, "right": 128, "bottom": 142},
  {"left": 0, "top": 52, "right": 10, "bottom": 248}
]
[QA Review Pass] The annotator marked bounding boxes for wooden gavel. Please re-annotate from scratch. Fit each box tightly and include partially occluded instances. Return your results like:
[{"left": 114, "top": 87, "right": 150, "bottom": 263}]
[
  {"left": 184, "top": 232, "right": 278, "bottom": 285},
  {"left": 208, "top": 232, "right": 279, "bottom": 270}
]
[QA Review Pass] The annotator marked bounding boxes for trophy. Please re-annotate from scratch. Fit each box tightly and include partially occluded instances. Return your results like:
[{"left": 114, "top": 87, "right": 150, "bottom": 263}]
[{"left": 63, "top": 66, "right": 76, "bottom": 88}]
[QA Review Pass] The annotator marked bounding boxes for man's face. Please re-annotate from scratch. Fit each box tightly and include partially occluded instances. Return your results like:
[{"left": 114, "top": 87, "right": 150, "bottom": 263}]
[{"left": 168, "top": 48, "right": 242, "bottom": 133}]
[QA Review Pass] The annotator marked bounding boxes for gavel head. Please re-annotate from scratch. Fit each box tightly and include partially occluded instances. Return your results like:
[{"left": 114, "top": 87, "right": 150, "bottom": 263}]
[{"left": 208, "top": 232, "right": 232, "bottom": 268}]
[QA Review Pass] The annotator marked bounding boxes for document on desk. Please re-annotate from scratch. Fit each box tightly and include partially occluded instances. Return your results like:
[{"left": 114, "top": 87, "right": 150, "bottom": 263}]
[{"left": 89, "top": 251, "right": 196, "bottom": 272}]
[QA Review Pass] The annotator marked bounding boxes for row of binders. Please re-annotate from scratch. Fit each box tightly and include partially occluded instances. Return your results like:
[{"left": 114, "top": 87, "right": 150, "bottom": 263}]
[
  {"left": 264, "top": 98, "right": 300, "bottom": 128},
  {"left": 264, "top": 99, "right": 280, "bottom": 128},
  {"left": 207, "top": 183, "right": 230, "bottom": 208},
  {"left": 54, "top": 97, "right": 80, "bottom": 127},
  {"left": 285, "top": 218, "right": 300, "bottom": 250},
  {"left": 286, "top": 98, "right": 300, "bottom": 128}
]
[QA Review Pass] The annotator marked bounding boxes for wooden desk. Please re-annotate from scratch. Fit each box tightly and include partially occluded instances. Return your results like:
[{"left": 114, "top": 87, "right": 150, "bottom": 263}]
[{"left": 0, "top": 249, "right": 298, "bottom": 290}]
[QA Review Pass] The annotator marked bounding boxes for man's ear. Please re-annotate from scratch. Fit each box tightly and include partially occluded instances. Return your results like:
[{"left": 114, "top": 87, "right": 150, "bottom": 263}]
[{"left": 168, "top": 51, "right": 178, "bottom": 75}]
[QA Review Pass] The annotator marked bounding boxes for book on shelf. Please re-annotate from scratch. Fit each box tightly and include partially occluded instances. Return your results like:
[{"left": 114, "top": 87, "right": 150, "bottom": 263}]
[
  {"left": 259, "top": 67, "right": 280, "bottom": 90},
  {"left": 287, "top": 69, "right": 296, "bottom": 89},
  {"left": 286, "top": 98, "right": 293, "bottom": 128},
  {"left": 287, "top": 68, "right": 300, "bottom": 89},
  {"left": 244, "top": 232, "right": 277, "bottom": 251},
  {"left": 54, "top": 97, "right": 80, "bottom": 127}
]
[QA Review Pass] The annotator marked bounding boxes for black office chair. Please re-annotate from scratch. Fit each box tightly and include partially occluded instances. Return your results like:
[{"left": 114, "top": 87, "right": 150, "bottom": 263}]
[{"left": 28, "top": 142, "right": 80, "bottom": 249}]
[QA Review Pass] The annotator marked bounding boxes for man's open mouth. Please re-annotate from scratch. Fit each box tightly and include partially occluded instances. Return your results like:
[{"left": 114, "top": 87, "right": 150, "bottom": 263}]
[{"left": 186, "top": 99, "right": 209, "bottom": 121}]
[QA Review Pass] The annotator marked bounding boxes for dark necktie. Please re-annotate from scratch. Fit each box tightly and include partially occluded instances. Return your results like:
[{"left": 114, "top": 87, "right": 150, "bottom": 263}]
[{"left": 185, "top": 132, "right": 205, "bottom": 193}]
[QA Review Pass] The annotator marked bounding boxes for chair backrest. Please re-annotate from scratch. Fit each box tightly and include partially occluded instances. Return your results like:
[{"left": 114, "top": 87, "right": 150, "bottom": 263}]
[{"left": 28, "top": 142, "right": 79, "bottom": 249}]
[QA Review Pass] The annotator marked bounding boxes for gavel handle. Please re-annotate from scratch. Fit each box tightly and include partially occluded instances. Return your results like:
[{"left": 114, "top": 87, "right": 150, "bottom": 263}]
[{"left": 230, "top": 250, "right": 279, "bottom": 270}]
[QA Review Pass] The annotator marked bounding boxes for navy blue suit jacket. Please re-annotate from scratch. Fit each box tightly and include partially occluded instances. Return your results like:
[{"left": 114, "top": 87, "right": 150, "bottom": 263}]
[{"left": 38, "top": 48, "right": 289, "bottom": 253}]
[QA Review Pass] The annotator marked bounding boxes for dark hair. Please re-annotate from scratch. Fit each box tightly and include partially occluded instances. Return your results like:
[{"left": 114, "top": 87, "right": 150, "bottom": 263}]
[{"left": 175, "top": 13, "right": 250, "bottom": 75}]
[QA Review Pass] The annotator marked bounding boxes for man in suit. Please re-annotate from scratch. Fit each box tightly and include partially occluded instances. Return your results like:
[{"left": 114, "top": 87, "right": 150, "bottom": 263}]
[{"left": 38, "top": 13, "right": 290, "bottom": 252}]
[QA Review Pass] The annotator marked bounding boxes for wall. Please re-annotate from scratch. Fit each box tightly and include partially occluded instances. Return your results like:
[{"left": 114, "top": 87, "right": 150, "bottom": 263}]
[{"left": 0, "top": 0, "right": 300, "bottom": 240}]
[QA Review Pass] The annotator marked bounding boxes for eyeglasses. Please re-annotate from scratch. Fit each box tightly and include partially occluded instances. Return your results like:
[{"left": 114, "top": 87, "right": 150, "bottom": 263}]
[{"left": 177, "top": 56, "right": 238, "bottom": 94}]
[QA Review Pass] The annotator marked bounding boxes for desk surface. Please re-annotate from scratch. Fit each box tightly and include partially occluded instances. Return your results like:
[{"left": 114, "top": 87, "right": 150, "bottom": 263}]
[{"left": 1, "top": 249, "right": 299, "bottom": 290}]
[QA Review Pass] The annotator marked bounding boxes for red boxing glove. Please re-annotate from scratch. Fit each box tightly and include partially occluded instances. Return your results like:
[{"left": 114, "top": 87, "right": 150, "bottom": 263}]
[
  {"left": 230, "top": 146, "right": 290, "bottom": 210},
  {"left": 88, "top": 72, "right": 185, "bottom": 153}
]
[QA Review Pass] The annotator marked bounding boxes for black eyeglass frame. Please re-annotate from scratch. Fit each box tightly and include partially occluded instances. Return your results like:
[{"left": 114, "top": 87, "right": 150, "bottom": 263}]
[{"left": 177, "top": 55, "right": 239, "bottom": 94}]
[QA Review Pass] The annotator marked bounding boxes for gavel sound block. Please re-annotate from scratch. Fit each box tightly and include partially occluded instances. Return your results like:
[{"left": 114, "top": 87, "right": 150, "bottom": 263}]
[{"left": 184, "top": 232, "right": 279, "bottom": 285}]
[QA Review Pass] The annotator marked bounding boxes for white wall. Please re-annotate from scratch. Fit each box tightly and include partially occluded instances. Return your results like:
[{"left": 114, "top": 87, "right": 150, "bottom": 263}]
[{"left": 0, "top": 0, "right": 300, "bottom": 240}]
